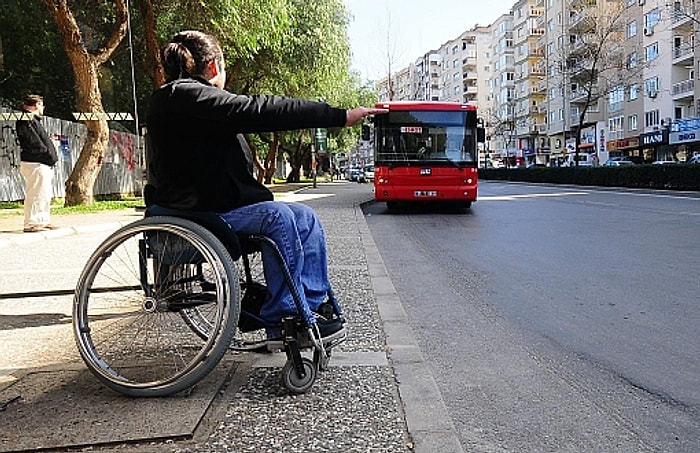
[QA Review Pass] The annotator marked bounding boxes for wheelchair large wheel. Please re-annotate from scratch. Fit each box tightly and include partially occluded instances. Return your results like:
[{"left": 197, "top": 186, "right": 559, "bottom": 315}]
[
  {"left": 73, "top": 216, "right": 239, "bottom": 397},
  {"left": 182, "top": 244, "right": 270, "bottom": 350}
]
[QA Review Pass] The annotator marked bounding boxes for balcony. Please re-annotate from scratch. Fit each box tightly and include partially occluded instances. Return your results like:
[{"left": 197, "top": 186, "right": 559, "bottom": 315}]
[
  {"left": 570, "top": 110, "right": 599, "bottom": 126},
  {"left": 570, "top": 88, "right": 597, "bottom": 103},
  {"left": 462, "top": 56, "right": 477, "bottom": 68},
  {"left": 672, "top": 3, "right": 695, "bottom": 31},
  {"left": 569, "top": 10, "right": 595, "bottom": 32},
  {"left": 528, "top": 66, "right": 545, "bottom": 77},
  {"left": 530, "top": 6, "right": 544, "bottom": 17},
  {"left": 672, "top": 45, "right": 694, "bottom": 65},
  {"left": 569, "top": 35, "right": 595, "bottom": 56},
  {"left": 528, "top": 47, "right": 544, "bottom": 58},
  {"left": 570, "top": 0, "right": 597, "bottom": 7},
  {"left": 672, "top": 79, "right": 695, "bottom": 100}
]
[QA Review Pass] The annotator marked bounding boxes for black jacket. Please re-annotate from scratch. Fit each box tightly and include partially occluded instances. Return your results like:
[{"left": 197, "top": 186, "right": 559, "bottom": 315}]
[
  {"left": 16, "top": 113, "right": 58, "bottom": 167},
  {"left": 146, "top": 78, "right": 347, "bottom": 212}
]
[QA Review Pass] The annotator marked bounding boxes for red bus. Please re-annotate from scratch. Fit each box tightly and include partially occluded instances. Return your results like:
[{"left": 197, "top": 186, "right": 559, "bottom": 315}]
[{"left": 371, "top": 101, "right": 484, "bottom": 210}]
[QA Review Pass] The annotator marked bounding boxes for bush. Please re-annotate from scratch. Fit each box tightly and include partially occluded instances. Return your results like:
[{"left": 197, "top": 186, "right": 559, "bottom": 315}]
[{"left": 479, "top": 164, "right": 700, "bottom": 191}]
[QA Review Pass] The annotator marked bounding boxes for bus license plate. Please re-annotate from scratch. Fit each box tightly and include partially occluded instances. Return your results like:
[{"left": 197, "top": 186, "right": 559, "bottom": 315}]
[{"left": 414, "top": 190, "right": 437, "bottom": 197}]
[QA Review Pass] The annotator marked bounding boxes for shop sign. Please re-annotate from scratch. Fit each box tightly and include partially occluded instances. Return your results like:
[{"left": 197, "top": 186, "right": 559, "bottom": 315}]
[
  {"left": 580, "top": 125, "right": 596, "bottom": 147},
  {"left": 607, "top": 137, "right": 640, "bottom": 151},
  {"left": 670, "top": 128, "right": 700, "bottom": 144},
  {"left": 640, "top": 131, "right": 666, "bottom": 146},
  {"left": 670, "top": 117, "right": 700, "bottom": 133}
]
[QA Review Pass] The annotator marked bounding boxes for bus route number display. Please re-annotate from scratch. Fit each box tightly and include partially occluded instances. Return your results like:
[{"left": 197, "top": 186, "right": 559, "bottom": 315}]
[{"left": 401, "top": 126, "right": 423, "bottom": 134}]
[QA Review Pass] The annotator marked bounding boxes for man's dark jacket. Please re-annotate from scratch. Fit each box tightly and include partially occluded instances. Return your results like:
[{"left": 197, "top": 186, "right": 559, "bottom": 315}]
[
  {"left": 146, "top": 78, "right": 347, "bottom": 212},
  {"left": 16, "top": 113, "right": 58, "bottom": 167}
]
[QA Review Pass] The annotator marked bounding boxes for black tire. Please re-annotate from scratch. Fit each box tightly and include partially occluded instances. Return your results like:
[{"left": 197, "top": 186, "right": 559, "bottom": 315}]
[
  {"left": 73, "top": 216, "right": 239, "bottom": 397},
  {"left": 281, "top": 358, "right": 316, "bottom": 394}
]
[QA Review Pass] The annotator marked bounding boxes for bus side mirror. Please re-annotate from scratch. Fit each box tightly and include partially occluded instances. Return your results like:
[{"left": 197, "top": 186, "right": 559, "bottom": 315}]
[
  {"left": 477, "top": 126, "right": 485, "bottom": 144},
  {"left": 361, "top": 125, "right": 371, "bottom": 141}
]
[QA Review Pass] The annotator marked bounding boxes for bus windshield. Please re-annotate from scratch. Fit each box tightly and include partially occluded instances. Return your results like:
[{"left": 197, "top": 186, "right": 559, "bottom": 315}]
[{"left": 375, "top": 110, "right": 477, "bottom": 165}]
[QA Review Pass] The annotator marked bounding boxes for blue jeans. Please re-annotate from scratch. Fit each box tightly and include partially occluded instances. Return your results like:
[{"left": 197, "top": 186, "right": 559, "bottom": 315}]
[{"left": 218, "top": 201, "right": 330, "bottom": 326}]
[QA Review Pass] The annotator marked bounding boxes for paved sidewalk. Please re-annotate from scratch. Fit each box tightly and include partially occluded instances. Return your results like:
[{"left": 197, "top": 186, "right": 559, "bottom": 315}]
[{"left": 0, "top": 182, "right": 461, "bottom": 453}]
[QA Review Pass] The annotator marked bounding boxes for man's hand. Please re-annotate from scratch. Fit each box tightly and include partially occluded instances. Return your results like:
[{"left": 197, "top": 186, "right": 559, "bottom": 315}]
[{"left": 345, "top": 107, "right": 389, "bottom": 127}]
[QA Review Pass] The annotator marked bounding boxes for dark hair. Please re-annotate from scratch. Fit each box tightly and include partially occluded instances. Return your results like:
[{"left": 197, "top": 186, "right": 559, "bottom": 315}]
[
  {"left": 162, "top": 30, "right": 223, "bottom": 82},
  {"left": 22, "top": 94, "right": 43, "bottom": 107}
]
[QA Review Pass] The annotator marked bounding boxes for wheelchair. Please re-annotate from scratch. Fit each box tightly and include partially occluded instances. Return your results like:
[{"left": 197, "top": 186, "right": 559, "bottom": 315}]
[{"left": 72, "top": 204, "right": 346, "bottom": 397}]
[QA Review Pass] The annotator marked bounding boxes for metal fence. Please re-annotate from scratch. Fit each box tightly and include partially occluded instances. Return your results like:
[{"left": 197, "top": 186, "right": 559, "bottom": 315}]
[{"left": 0, "top": 108, "right": 145, "bottom": 202}]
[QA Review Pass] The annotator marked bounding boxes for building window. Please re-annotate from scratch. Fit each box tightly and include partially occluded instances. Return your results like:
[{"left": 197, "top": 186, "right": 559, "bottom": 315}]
[
  {"left": 645, "top": 110, "right": 660, "bottom": 128},
  {"left": 645, "top": 8, "right": 660, "bottom": 30},
  {"left": 645, "top": 42, "right": 659, "bottom": 62},
  {"left": 609, "top": 86, "right": 624, "bottom": 111},
  {"left": 629, "top": 114, "right": 638, "bottom": 131},
  {"left": 627, "top": 51, "right": 637, "bottom": 69},
  {"left": 629, "top": 84, "right": 639, "bottom": 100},
  {"left": 644, "top": 77, "right": 659, "bottom": 96},
  {"left": 609, "top": 116, "right": 624, "bottom": 133},
  {"left": 628, "top": 20, "right": 637, "bottom": 38}
]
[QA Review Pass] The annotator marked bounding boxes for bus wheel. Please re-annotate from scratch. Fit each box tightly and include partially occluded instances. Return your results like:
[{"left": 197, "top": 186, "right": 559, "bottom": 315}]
[
  {"left": 386, "top": 202, "right": 398, "bottom": 211},
  {"left": 459, "top": 201, "right": 472, "bottom": 210}
]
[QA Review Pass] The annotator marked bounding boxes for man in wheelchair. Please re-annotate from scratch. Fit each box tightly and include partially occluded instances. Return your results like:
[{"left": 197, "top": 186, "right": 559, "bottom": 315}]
[{"left": 146, "top": 30, "right": 387, "bottom": 345}]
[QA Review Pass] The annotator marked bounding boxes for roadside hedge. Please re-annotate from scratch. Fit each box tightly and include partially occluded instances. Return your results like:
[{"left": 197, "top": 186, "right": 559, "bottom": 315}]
[{"left": 479, "top": 165, "right": 700, "bottom": 191}]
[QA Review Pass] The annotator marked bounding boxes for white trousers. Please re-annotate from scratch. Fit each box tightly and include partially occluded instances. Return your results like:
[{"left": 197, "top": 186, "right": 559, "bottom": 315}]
[{"left": 19, "top": 161, "right": 54, "bottom": 228}]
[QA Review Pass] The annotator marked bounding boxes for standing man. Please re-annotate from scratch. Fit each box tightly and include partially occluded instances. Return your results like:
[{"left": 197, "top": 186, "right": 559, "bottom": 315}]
[{"left": 16, "top": 94, "right": 59, "bottom": 232}]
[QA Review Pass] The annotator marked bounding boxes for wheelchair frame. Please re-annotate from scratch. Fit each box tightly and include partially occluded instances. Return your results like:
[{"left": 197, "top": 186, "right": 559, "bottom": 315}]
[{"left": 72, "top": 209, "right": 344, "bottom": 397}]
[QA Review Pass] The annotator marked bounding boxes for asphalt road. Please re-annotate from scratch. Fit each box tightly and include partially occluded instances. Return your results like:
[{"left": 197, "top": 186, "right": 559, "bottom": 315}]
[{"left": 363, "top": 181, "right": 700, "bottom": 452}]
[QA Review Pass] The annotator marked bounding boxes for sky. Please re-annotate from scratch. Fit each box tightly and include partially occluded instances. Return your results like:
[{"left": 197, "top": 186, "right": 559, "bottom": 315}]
[{"left": 345, "top": 0, "right": 516, "bottom": 81}]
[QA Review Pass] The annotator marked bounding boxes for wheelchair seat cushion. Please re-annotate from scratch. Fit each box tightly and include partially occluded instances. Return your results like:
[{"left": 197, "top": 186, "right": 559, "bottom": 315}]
[{"left": 145, "top": 204, "right": 242, "bottom": 260}]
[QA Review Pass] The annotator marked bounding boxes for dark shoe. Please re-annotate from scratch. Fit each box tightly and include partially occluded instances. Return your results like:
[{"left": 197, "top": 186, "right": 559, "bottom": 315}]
[
  {"left": 23, "top": 226, "right": 49, "bottom": 233},
  {"left": 265, "top": 317, "right": 346, "bottom": 351},
  {"left": 315, "top": 316, "right": 345, "bottom": 338}
]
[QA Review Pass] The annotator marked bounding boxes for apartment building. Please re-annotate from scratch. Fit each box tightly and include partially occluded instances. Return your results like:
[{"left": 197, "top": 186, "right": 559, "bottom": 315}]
[
  {"left": 595, "top": 0, "right": 699, "bottom": 164},
  {"left": 487, "top": 14, "right": 517, "bottom": 165},
  {"left": 513, "top": 0, "right": 548, "bottom": 164},
  {"left": 374, "top": 0, "right": 699, "bottom": 165}
]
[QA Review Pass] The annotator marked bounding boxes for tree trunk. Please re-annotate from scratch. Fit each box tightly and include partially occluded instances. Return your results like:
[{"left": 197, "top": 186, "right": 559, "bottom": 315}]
[
  {"left": 43, "top": 0, "right": 127, "bottom": 206},
  {"left": 263, "top": 133, "right": 279, "bottom": 184},
  {"left": 139, "top": 0, "right": 165, "bottom": 87}
]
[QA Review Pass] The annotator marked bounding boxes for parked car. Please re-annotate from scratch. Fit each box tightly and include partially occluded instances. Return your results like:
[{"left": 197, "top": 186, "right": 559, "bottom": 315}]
[
  {"left": 359, "top": 164, "right": 374, "bottom": 182},
  {"left": 526, "top": 162, "right": 546, "bottom": 168},
  {"left": 346, "top": 167, "right": 363, "bottom": 181},
  {"left": 652, "top": 160, "right": 679, "bottom": 165},
  {"left": 604, "top": 157, "right": 635, "bottom": 166}
]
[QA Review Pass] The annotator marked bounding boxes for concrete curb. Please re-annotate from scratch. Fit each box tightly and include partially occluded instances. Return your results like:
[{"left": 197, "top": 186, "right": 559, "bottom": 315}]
[{"left": 357, "top": 202, "right": 465, "bottom": 453}]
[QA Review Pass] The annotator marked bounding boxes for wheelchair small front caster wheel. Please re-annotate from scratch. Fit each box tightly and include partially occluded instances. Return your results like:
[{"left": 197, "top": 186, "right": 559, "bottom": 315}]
[{"left": 282, "top": 358, "right": 316, "bottom": 394}]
